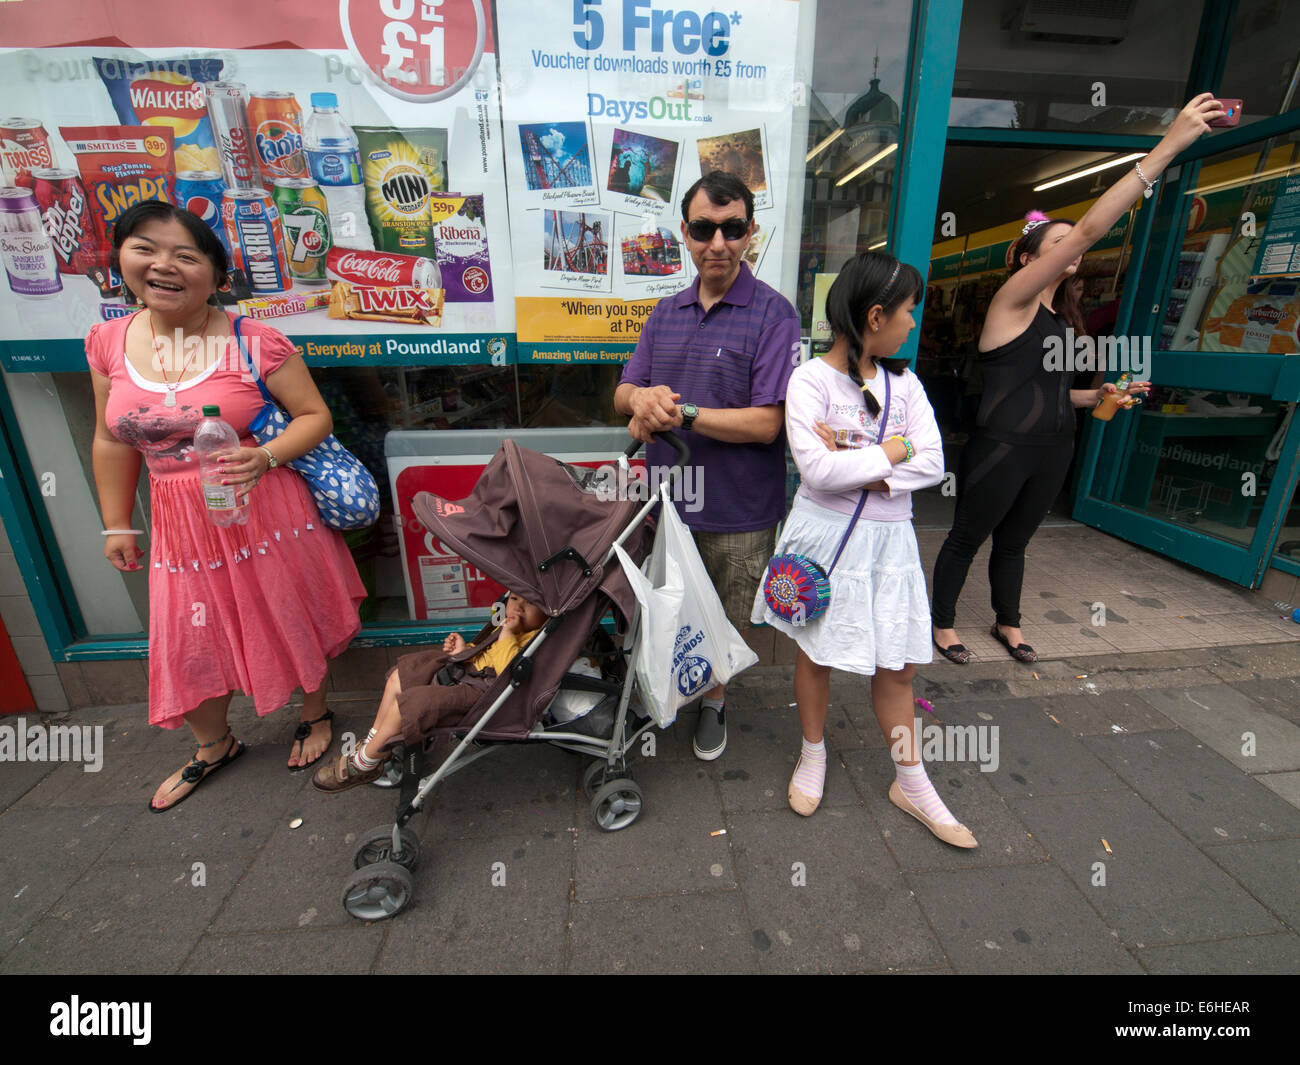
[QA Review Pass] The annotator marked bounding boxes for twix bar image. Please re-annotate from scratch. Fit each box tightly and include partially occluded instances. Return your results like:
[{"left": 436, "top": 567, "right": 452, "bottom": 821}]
[{"left": 328, "top": 280, "right": 444, "bottom": 326}]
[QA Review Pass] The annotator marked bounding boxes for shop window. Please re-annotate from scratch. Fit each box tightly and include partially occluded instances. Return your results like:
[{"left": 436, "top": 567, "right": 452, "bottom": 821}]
[
  {"left": 1092, "top": 393, "right": 1294, "bottom": 550},
  {"left": 949, "top": 0, "right": 1202, "bottom": 135},
  {"left": 1157, "top": 137, "right": 1300, "bottom": 355}
]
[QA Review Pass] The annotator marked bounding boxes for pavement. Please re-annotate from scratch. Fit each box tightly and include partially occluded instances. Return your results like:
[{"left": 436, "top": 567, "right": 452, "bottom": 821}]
[{"left": 2, "top": 523, "right": 1299, "bottom": 975}]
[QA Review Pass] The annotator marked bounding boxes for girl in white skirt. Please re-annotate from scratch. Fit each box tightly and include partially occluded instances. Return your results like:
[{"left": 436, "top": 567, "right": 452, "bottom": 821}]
[{"left": 752, "top": 252, "right": 976, "bottom": 847}]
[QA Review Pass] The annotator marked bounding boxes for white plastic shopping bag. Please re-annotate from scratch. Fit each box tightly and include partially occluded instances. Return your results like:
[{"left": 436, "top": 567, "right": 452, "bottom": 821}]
[{"left": 614, "top": 500, "right": 758, "bottom": 726}]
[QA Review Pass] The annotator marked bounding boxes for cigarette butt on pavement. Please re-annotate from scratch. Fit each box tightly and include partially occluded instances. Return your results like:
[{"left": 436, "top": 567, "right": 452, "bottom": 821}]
[
  {"left": 710, "top": 829, "right": 726, "bottom": 837},
  {"left": 1101, "top": 838, "right": 1112, "bottom": 855}
]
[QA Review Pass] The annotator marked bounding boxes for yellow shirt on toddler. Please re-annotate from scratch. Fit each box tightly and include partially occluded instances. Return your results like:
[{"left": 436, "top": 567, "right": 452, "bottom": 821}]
[{"left": 471, "top": 627, "right": 539, "bottom": 676}]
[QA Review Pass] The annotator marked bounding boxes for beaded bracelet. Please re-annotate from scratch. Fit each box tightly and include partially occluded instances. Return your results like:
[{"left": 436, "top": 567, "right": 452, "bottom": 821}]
[{"left": 888, "top": 435, "right": 915, "bottom": 461}]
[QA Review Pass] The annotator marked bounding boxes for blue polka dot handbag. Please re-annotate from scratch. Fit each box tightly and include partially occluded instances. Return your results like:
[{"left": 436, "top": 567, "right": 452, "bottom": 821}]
[
  {"left": 234, "top": 316, "right": 380, "bottom": 530},
  {"left": 762, "top": 370, "right": 890, "bottom": 623}
]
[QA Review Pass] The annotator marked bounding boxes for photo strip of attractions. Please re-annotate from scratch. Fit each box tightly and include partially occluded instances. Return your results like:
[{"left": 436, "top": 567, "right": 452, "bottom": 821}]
[{"left": 1, "top": 0, "right": 1299, "bottom": 708}]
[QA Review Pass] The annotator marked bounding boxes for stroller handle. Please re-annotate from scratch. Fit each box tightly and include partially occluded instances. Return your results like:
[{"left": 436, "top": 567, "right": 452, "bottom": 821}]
[{"left": 624, "top": 430, "right": 691, "bottom": 471}]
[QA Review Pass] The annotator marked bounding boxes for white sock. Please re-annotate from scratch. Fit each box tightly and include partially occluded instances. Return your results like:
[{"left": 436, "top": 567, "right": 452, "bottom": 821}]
[
  {"left": 352, "top": 727, "right": 380, "bottom": 771},
  {"left": 792, "top": 738, "right": 826, "bottom": 798},
  {"left": 894, "top": 760, "right": 958, "bottom": 825}
]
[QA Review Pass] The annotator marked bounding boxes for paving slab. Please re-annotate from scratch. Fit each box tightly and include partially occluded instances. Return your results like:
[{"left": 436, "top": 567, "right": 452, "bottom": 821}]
[
  {"left": 1227, "top": 678, "right": 1300, "bottom": 728},
  {"left": 906, "top": 864, "right": 1141, "bottom": 974},
  {"left": 965, "top": 699, "right": 1128, "bottom": 798},
  {"left": 1201, "top": 838, "right": 1300, "bottom": 931},
  {"left": 1038, "top": 689, "right": 1177, "bottom": 736},
  {"left": 573, "top": 759, "right": 734, "bottom": 900},
  {"left": 0, "top": 756, "right": 56, "bottom": 811},
  {"left": 0, "top": 805, "right": 139, "bottom": 955},
  {"left": 1135, "top": 685, "right": 1300, "bottom": 773},
  {"left": 1009, "top": 791, "right": 1283, "bottom": 947},
  {"left": 182, "top": 925, "right": 387, "bottom": 974},
  {"left": 841, "top": 747, "right": 1045, "bottom": 869},
  {"left": 1135, "top": 933, "right": 1300, "bottom": 975},
  {"left": 376, "top": 832, "right": 572, "bottom": 973},
  {"left": 567, "top": 891, "right": 757, "bottom": 974},
  {"left": 0, "top": 859, "right": 240, "bottom": 975},
  {"left": 418, "top": 741, "right": 579, "bottom": 844},
  {"left": 1204, "top": 644, "right": 1300, "bottom": 682},
  {"left": 211, "top": 781, "right": 400, "bottom": 934},
  {"left": 1082, "top": 730, "right": 1300, "bottom": 844},
  {"left": 1256, "top": 771, "right": 1300, "bottom": 809},
  {"left": 727, "top": 808, "right": 944, "bottom": 973}
]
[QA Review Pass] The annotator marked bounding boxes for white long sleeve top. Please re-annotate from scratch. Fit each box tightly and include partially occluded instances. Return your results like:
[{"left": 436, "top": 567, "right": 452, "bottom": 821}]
[{"left": 785, "top": 356, "right": 945, "bottom": 521}]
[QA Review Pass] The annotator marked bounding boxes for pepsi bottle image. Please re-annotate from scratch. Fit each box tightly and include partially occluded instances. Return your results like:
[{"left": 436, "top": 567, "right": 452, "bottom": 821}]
[{"left": 176, "top": 170, "right": 230, "bottom": 252}]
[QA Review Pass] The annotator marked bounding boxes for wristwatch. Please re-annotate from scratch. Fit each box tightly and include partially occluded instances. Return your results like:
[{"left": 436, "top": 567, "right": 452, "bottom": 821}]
[
  {"left": 260, "top": 446, "right": 279, "bottom": 469},
  {"left": 679, "top": 402, "right": 699, "bottom": 431}
]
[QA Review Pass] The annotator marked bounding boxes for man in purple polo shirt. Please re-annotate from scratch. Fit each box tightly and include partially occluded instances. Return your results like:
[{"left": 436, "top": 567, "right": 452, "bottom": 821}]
[{"left": 615, "top": 170, "right": 799, "bottom": 761}]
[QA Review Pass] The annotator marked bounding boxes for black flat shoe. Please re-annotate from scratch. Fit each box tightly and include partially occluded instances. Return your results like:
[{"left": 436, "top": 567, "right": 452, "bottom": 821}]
[
  {"left": 933, "top": 638, "right": 973, "bottom": 665},
  {"left": 990, "top": 624, "right": 1038, "bottom": 663}
]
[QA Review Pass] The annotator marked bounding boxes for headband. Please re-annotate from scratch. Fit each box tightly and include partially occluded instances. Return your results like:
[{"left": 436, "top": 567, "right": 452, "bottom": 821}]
[
  {"left": 1022, "top": 217, "right": 1050, "bottom": 236},
  {"left": 878, "top": 261, "right": 902, "bottom": 305}
]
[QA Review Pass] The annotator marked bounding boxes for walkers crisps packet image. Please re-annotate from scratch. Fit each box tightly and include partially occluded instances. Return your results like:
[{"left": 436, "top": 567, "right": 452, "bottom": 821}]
[
  {"left": 95, "top": 57, "right": 224, "bottom": 175},
  {"left": 59, "top": 125, "right": 176, "bottom": 269},
  {"left": 356, "top": 125, "right": 449, "bottom": 257},
  {"left": 430, "top": 192, "right": 493, "bottom": 302}
]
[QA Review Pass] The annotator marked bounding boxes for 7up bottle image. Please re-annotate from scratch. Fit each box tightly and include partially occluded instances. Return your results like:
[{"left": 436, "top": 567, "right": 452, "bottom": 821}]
[{"left": 273, "top": 177, "right": 331, "bottom": 284}]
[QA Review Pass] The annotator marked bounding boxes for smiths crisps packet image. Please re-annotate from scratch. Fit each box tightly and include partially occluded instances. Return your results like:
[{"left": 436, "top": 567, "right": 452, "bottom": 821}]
[
  {"left": 95, "top": 57, "right": 224, "bottom": 175},
  {"left": 59, "top": 125, "right": 176, "bottom": 269}
]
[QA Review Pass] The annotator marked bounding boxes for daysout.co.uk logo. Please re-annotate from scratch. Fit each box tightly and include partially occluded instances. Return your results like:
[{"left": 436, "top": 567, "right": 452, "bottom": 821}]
[
  {"left": 673, "top": 624, "right": 713, "bottom": 697},
  {"left": 340, "top": 0, "right": 487, "bottom": 103}
]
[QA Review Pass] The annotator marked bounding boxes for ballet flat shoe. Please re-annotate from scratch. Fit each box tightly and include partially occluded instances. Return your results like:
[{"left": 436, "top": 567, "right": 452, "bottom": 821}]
[
  {"left": 788, "top": 757, "right": 822, "bottom": 817},
  {"left": 889, "top": 780, "right": 978, "bottom": 849}
]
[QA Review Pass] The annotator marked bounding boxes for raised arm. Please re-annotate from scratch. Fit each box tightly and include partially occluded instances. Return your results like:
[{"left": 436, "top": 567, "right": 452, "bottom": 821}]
[{"left": 991, "top": 94, "right": 1224, "bottom": 317}]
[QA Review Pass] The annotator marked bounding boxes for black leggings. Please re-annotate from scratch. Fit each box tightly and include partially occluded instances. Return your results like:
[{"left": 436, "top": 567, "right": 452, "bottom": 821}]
[{"left": 931, "top": 432, "right": 1073, "bottom": 630}]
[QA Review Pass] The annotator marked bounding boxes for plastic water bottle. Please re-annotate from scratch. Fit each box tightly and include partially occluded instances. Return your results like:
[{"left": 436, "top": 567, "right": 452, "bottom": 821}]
[
  {"left": 302, "top": 92, "right": 374, "bottom": 251},
  {"left": 195, "top": 405, "right": 249, "bottom": 526}
]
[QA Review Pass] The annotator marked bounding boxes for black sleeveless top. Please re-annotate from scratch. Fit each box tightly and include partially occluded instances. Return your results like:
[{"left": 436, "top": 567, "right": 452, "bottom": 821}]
[{"left": 975, "top": 304, "right": 1074, "bottom": 447}]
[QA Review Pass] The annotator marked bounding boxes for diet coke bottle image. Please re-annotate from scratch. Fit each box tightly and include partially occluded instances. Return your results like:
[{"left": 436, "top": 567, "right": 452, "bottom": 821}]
[{"left": 0, "top": 186, "right": 62, "bottom": 298}]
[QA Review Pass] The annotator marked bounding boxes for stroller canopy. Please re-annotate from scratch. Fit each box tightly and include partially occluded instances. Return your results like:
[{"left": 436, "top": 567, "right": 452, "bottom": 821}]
[{"left": 410, "top": 439, "right": 648, "bottom": 617}]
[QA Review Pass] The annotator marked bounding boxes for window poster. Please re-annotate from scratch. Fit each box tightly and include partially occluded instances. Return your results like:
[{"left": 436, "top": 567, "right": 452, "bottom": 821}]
[
  {"left": 497, "top": 0, "right": 802, "bottom": 364},
  {"left": 0, "top": 0, "right": 513, "bottom": 371}
]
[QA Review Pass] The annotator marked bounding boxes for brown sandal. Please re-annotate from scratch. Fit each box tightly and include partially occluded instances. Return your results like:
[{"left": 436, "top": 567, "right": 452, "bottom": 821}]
[{"left": 312, "top": 752, "right": 385, "bottom": 794}]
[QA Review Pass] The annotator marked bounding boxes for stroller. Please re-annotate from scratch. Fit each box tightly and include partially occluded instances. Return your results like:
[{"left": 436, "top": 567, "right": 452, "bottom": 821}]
[{"left": 340, "top": 434, "right": 689, "bottom": 920}]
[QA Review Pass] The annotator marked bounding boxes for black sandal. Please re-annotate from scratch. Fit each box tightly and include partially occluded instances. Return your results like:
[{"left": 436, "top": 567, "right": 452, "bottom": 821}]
[
  {"left": 990, "top": 624, "right": 1038, "bottom": 663},
  {"left": 933, "top": 638, "right": 974, "bottom": 665},
  {"left": 150, "top": 730, "right": 244, "bottom": 813},
  {"left": 288, "top": 709, "right": 334, "bottom": 772}
]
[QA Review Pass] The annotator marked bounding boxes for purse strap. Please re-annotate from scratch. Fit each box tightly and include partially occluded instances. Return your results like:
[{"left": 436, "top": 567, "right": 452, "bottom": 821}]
[
  {"left": 825, "top": 368, "right": 892, "bottom": 577},
  {"left": 232, "top": 315, "right": 276, "bottom": 406}
]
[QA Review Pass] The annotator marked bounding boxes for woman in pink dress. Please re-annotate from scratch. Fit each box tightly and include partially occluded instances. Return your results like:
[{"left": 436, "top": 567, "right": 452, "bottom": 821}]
[{"left": 88, "top": 200, "right": 366, "bottom": 811}]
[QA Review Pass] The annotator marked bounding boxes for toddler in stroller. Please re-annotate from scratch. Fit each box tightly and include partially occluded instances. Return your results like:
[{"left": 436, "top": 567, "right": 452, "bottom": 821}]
[{"left": 313, "top": 592, "right": 547, "bottom": 793}]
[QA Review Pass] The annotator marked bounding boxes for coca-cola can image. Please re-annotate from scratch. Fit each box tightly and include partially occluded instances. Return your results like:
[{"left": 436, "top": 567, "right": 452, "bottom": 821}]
[
  {"left": 326, "top": 247, "right": 440, "bottom": 289},
  {"left": 0, "top": 185, "right": 62, "bottom": 298},
  {"left": 206, "top": 82, "right": 260, "bottom": 192},
  {"left": 31, "top": 168, "right": 94, "bottom": 275},
  {"left": 0, "top": 119, "right": 55, "bottom": 186}
]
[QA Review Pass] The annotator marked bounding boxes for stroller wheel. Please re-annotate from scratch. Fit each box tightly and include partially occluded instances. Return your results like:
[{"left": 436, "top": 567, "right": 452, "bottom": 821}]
[
  {"left": 582, "top": 759, "right": 612, "bottom": 799},
  {"left": 354, "top": 823, "right": 421, "bottom": 871},
  {"left": 342, "top": 861, "right": 414, "bottom": 921},
  {"left": 591, "top": 778, "right": 643, "bottom": 831}
]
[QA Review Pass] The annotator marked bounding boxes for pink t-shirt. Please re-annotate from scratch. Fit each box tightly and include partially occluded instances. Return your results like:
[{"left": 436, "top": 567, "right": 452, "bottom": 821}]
[
  {"left": 785, "top": 356, "right": 944, "bottom": 521},
  {"left": 86, "top": 311, "right": 297, "bottom": 481}
]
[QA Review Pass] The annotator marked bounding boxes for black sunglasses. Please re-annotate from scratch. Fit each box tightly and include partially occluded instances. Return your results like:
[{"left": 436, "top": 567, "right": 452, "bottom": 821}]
[{"left": 686, "top": 218, "right": 750, "bottom": 242}]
